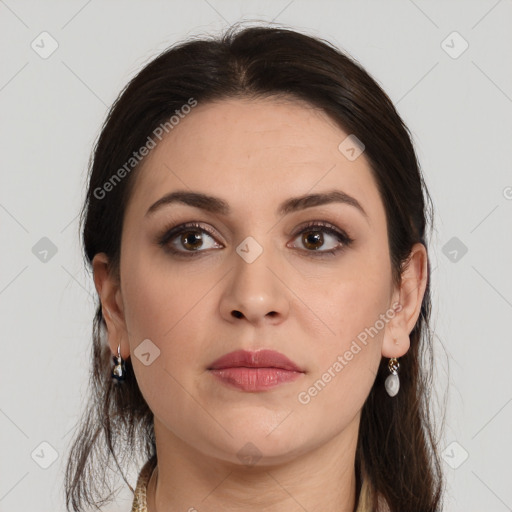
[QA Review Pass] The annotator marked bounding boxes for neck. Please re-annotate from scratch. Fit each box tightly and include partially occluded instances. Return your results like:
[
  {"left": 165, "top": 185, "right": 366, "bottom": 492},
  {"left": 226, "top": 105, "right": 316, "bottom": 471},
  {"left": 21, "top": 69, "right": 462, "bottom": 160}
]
[{"left": 147, "top": 415, "right": 360, "bottom": 512}]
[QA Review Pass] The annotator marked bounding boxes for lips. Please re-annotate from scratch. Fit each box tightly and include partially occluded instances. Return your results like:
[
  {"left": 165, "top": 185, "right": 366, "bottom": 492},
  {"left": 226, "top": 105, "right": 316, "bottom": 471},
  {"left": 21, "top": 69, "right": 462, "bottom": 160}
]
[
  {"left": 207, "top": 349, "right": 305, "bottom": 392},
  {"left": 207, "top": 349, "right": 304, "bottom": 372}
]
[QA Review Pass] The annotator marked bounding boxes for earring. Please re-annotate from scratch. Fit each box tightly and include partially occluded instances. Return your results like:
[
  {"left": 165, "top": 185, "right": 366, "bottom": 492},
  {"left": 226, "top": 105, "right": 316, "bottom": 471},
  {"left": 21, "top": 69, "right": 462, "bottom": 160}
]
[
  {"left": 384, "top": 357, "right": 400, "bottom": 397},
  {"left": 112, "top": 344, "right": 126, "bottom": 381}
]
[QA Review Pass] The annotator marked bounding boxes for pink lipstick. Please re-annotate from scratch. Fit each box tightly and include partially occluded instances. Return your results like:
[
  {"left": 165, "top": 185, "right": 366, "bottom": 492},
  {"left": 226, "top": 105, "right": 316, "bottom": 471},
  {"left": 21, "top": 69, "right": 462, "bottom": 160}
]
[{"left": 207, "top": 349, "right": 305, "bottom": 392}]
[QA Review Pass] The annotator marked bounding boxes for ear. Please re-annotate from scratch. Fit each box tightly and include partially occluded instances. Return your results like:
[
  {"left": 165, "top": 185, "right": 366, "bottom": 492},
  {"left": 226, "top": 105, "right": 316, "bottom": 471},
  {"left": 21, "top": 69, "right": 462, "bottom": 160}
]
[
  {"left": 382, "top": 243, "right": 428, "bottom": 359},
  {"left": 92, "top": 253, "right": 130, "bottom": 360}
]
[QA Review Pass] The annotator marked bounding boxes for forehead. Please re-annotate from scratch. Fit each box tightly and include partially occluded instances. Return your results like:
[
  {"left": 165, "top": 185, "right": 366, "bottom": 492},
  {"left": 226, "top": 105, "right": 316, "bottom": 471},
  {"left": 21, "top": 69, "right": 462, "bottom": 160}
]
[{"left": 126, "top": 97, "right": 383, "bottom": 223}]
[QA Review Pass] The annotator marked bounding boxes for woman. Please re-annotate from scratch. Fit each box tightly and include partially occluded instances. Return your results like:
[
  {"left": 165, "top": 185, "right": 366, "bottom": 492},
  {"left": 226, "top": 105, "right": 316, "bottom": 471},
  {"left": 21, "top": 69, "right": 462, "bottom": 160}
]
[{"left": 65, "top": 24, "right": 444, "bottom": 511}]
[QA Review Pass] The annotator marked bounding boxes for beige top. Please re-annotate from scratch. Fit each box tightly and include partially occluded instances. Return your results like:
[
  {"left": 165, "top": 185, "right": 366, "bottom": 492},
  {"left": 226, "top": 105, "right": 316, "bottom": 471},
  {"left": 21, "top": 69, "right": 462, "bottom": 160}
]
[
  {"left": 131, "top": 456, "right": 157, "bottom": 512},
  {"left": 131, "top": 457, "right": 374, "bottom": 511}
]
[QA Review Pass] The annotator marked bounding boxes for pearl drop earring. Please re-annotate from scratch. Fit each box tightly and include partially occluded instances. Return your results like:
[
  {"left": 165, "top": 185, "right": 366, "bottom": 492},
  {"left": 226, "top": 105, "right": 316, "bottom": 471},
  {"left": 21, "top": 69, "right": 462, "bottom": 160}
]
[{"left": 384, "top": 357, "right": 400, "bottom": 397}]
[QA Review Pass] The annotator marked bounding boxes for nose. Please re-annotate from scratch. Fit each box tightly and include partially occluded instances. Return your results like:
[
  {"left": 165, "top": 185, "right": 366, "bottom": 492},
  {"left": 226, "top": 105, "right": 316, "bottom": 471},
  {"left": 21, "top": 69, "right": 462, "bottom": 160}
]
[{"left": 219, "top": 243, "right": 290, "bottom": 326}]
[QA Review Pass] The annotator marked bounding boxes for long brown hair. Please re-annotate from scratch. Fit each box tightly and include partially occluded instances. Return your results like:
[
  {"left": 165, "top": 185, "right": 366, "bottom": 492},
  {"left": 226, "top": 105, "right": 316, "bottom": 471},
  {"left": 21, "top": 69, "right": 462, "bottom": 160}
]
[{"left": 66, "top": 23, "right": 444, "bottom": 511}]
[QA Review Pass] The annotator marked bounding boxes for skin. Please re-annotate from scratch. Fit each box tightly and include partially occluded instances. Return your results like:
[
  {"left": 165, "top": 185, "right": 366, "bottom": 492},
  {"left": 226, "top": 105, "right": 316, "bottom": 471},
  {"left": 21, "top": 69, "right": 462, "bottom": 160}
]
[{"left": 93, "top": 97, "right": 428, "bottom": 512}]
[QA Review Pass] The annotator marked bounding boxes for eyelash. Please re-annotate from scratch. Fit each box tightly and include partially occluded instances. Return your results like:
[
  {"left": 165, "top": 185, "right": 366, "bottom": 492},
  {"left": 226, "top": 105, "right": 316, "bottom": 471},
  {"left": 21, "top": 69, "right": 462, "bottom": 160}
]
[{"left": 157, "top": 220, "right": 354, "bottom": 259}]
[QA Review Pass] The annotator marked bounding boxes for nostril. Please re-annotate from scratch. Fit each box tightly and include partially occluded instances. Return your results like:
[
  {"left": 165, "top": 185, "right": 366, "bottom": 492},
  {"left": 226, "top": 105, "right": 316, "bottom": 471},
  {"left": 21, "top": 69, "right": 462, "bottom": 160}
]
[{"left": 232, "top": 310, "right": 243, "bottom": 318}]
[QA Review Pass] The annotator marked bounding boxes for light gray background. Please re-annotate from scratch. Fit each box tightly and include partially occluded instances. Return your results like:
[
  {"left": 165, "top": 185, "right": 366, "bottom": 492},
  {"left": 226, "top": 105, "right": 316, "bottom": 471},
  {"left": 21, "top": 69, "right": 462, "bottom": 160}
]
[{"left": 1, "top": 1, "right": 511, "bottom": 511}]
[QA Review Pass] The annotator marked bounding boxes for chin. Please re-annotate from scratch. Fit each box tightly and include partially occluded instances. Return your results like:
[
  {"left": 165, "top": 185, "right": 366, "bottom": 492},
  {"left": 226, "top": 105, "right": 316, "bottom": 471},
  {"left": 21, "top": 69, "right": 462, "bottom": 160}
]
[{"left": 201, "top": 421, "right": 312, "bottom": 467}]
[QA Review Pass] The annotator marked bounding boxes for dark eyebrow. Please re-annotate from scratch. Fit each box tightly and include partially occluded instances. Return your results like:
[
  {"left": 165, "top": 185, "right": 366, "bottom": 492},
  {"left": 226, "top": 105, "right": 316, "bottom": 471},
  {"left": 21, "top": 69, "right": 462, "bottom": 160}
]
[
  {"left": 145, "top": 191, "right": 230, "bottom": 217},
  {"left": 278, "top": 190, "right": 368, "bottom": 221},
  {"left": 145, "top": 189, "right": 369, "bottom": 221}
]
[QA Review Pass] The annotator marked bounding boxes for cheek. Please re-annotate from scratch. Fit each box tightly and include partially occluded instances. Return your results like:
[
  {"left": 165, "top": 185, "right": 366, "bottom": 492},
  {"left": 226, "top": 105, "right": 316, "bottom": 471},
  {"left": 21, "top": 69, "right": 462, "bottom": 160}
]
[
  {"left": 121, "top": 244, "right": 208, "bottom": 343},
  {"left": 295, "top": 350, "right": 377, "bottom": 437},
  {"left": 305, "top": 260, "right": 391, "bottom": 346},
  {"left": 122, "top": 264, "right": 204, "bottom": 428},
  {"left": 295, "top": 258, "right": 391, "bottom": 404},
  {"left": 296, "top": 279, "right": 386, "bottom": 417},
  {"left": 120, "top": 251, "right": 206, "bottom": 399}
]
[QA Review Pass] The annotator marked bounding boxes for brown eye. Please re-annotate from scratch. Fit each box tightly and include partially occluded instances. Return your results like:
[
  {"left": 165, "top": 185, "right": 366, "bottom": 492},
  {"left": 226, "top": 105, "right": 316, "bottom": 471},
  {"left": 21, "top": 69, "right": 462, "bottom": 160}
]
[
  {"left": 288, "top": 221, "right": 354, "bottom": 256},
  {"left": 301, "top": 231, "right": 324, "bottom": 250},
  {"left": 158, "top": 222, "right": 223, "bottom": 257},
  {"left": 180, "top": 231, "right": 204, "bottom": 251}
]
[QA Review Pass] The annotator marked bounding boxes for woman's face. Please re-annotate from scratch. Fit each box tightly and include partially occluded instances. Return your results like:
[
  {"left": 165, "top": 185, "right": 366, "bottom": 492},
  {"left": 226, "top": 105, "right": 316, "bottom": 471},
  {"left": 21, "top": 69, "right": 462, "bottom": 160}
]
[{"left": 97, "top": 97, "right": 416, "bottom": 466}]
